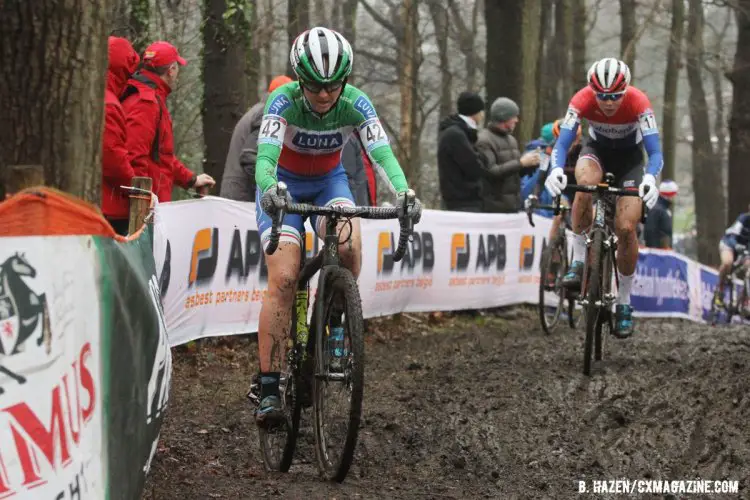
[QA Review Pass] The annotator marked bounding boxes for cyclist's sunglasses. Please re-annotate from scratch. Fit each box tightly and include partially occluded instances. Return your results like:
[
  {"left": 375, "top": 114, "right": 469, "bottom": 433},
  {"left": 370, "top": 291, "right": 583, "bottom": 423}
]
[
  {"left": 300, "top": 79, "right": 344, "bottom": 94},
  {"left": 596, "top": 91, "right": 625, "bottom": 102}
]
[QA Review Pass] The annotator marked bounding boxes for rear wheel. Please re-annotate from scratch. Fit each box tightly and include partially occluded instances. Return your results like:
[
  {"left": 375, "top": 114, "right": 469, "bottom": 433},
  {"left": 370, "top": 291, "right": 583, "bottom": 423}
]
[
  {"left": 582, "top": 231, "right": 603, "bottom": 376},
  {"left": 539, "top": 240, "right": 565, "bottom": 334},
  {"left": 312, "top": 267, "right": 365, "bottom": 482}
]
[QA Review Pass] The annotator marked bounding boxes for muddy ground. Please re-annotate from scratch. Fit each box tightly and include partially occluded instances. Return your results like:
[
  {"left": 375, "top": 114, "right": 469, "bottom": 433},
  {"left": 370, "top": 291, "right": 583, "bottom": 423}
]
[{"left": 143, "top": 309, "right": 750, "bottom": 499}]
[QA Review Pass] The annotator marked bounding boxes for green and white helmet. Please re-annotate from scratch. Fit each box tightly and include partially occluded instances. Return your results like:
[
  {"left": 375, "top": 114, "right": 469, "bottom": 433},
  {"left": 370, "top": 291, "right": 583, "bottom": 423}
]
[{"left": 289, "top": 27, "right": 353, "bottom": 83}]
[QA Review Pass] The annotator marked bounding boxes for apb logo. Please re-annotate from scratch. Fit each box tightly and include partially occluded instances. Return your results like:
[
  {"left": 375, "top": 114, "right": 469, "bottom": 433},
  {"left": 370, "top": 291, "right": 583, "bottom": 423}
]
[
  {"left": 0, "top": 253, "right": 52, "bottom": 395},
  {"left": 189, "top": 228, "right": 219, "bottom": 286},
  {"left": 377, "top": 231, "right": 434, "bottom": 274},
  {"left": 451, "top": 233, "right": 470, "bottom": 271},
  {"left": 450, "top": 233, "right": 507, "bottom": 272},
  {"left": 519, "top": 235, "right": 535, "bottom": 270}
]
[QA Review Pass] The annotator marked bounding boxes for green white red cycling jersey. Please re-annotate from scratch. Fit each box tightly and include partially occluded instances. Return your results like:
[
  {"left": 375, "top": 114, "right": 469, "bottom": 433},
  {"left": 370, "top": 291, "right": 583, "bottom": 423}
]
[{"left": 254, "top": 81, "right": 408, "bottom": 194}]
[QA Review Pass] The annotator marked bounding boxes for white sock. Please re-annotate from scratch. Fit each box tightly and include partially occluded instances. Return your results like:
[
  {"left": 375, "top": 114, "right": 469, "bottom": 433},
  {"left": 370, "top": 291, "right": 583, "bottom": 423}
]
[
  {"left": 572, "top": 233, "right": 586, "bottom": 263},
  {"left": 618, "top": 271, "right": 635, "bottom": 305}
]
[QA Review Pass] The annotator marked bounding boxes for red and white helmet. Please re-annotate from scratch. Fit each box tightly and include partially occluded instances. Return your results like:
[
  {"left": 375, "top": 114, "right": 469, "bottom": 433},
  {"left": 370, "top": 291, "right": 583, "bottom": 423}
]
[{"left": 587, "top": 58, "right": 631, "bottom": 93}]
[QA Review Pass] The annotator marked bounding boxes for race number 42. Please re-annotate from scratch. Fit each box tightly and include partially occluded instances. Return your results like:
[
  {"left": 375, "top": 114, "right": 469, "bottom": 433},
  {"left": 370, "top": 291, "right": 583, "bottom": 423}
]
[{"left": 259, "top": 115, "right": 287, "bottom": 146}]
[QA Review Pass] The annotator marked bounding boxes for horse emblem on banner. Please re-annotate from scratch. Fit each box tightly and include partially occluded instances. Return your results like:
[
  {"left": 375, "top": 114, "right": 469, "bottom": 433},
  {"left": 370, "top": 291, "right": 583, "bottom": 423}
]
[{"left": 0, "top": 253, "right": 52, "bottom": 394}]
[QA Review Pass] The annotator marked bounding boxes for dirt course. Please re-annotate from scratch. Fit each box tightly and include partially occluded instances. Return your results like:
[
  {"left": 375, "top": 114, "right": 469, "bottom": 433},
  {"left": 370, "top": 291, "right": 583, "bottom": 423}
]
[{"left": 142, "top": 309, "right": 750, "bottom": 499}]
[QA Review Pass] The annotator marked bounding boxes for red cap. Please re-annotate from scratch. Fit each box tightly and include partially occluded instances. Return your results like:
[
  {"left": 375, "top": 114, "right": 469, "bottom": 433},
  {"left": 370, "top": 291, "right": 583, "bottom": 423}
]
[
  {"left": 268, "top": 75, "right": 293, "bottom": 92},
  {"left": 142, "top": 41, "right": 187, "bottom": 67}
]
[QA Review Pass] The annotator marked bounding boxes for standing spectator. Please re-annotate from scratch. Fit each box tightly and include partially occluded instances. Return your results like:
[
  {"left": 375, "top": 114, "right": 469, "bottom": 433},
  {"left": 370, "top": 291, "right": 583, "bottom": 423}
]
[
  {"left": 643, "top": 180, "right": 678, "bottom": 249},
  {"left": 102, "top": 36, "right": 140, "bottom": 236},
  {"left": 341, "top": 134, "right": 378, "bottom": 206},
  {"left": 477, "top": 97, "right": 540, "bottom": 213},
  {"left": 437, "top": 91, "right": 487, "bottom": 212},
  {"left": 121, "top": 41, "right": 214, "bottom": 203},
  {"left": 220, "top": 75, "right": 293, "bottom": 201}
]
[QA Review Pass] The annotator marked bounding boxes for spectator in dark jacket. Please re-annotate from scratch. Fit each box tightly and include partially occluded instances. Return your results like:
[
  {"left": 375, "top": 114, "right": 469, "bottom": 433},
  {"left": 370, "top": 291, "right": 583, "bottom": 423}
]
[
  {"left": 644, "top": 180, "right": 678, "bottom": 248},
  {"left": 102, "top": 36, "right": 140, "bottom": 236},
  {"left": 122, "top": 41, "right": 214, "bottom": 203},
  {"left": 477, "top": 97, "right": 540, "bottom": 213},
  {"left": 437, "top": 91, "right": 487, "bottom": 211},
  {"left": 220, "top": 75, "right": 293, "bottom": 201}
]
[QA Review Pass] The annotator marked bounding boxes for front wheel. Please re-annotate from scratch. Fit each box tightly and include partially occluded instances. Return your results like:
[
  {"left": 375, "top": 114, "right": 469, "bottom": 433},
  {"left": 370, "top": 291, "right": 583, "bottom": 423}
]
[
  {"left": 312, "top": 267, "right": 365, "bottom": 482},
  {"left": 582, "top": 231, "right": 604, "bottom": 376}
]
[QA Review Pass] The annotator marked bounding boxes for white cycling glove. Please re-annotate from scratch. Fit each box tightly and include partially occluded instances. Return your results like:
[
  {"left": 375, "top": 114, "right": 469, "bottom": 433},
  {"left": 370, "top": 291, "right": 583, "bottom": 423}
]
[
  {"left": 639, "top": 174, "right": 658, "bottom": 209},
  {"left": 544, "top": 167, "right": 567, "bottom": 197}
]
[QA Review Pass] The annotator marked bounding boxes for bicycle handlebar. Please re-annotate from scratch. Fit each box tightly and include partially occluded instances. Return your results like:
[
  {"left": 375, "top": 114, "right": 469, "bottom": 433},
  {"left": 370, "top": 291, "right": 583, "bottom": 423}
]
[{"left": 265, "top": 182, "right": 416, "bottom": 262}]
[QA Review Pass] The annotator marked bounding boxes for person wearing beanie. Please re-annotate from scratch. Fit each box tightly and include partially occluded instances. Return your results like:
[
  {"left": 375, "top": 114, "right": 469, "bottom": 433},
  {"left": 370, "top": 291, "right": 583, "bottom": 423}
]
[
  {"left": 437, "top": 91, "right": 488, "bottom": 212},
  {"left": 476, "top": 96, "right": 540, "bottom": 213},
  {"left": 643, "top": 179, "right": 678, "bottom": 249},
  {"left": 220, "top": 75, "right": 294, "bottom": 201}
]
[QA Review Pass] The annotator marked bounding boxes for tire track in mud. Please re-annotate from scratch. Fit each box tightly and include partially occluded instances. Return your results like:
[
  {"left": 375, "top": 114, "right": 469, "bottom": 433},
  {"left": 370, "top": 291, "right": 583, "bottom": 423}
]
[{"left": 143, "top": 310, "right": 750, "bottom": 499}]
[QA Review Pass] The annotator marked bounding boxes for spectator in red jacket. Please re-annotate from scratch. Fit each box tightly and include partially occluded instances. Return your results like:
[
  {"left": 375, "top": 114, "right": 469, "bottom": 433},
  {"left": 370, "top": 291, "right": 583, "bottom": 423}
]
[
  {"left": 122, "top": 41, "right": 214, "bottom": 203},
  {"left": 102, "top": 36, "right": 140, "bottom": 235}
]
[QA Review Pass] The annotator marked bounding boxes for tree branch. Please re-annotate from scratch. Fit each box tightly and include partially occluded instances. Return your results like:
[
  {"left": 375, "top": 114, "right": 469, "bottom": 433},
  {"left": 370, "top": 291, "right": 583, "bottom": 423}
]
[
  {"left": 360, "top": 0, "right": 397, "bottom": 34},
  {"left": 357, "top": 48, "right": 399, "bottom": 67}
]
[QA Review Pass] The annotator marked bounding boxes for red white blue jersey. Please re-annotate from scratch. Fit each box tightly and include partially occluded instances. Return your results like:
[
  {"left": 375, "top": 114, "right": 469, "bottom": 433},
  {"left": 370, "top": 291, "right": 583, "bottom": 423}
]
[{"left": 552, "top": 86, "right": 663, "bottom": 176}]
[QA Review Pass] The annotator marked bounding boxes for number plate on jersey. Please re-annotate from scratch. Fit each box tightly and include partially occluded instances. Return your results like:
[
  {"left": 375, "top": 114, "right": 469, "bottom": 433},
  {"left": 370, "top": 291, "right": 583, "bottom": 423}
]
[{"left": 259, "top": 115, "right": 287, "bottom": 147}]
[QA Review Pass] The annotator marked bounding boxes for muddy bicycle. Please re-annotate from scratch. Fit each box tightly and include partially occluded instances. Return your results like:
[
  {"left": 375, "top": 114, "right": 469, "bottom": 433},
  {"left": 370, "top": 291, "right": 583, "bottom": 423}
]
[
  {"left": 563, "top": 173, "right": 646, "bottom": 376},
  {"left": 524, "top": 195, "right": 579, "bottom": 334},
  {"left": 709, "top": 244, "right": 750, "bottom": 325},
  {"left": 248, "top": 182, "right": 416, "bottom": 482}
]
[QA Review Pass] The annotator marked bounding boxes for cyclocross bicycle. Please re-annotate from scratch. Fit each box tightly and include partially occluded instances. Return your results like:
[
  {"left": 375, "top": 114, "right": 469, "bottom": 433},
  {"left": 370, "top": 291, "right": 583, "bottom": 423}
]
[
  {"left": 248, "top": 182, "right": 416, "bottom": 482},
  {"left": 563, "top": 173, "right": 646, "bottom": 376},
  {"left": 525, "top": 195, "right": 579, "bottom": 334},
  {"left": 709, "top": 244, "right": 750, "bottom": 325}
]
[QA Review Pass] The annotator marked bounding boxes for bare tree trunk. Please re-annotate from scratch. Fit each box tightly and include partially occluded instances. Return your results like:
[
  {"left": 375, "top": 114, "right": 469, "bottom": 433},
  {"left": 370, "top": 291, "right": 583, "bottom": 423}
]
[
  {"left": 0, "top": 0, "right": 109, "bottom": 204},
  {"left": 342, "top": 0, "right": 358, "bottom": 82},
  {"left": 542, "top": 0, "right": 559, "bottom": 123},
  {"left": 661, "top": 0, "right": 685, "bottom": 181},
  {"left": 571, "top": 0, "right": 587, "bottom": 90},
  {"left": 535, "top": 0, "right": 552, "bottom": 132},
  {"left": 686, "top": 0, "right": 724, "bottom": 266},
  {"left": 202, "top": 0, "right": 252, "bottom": 190},
  {"left": 620, "top": 0, "right": 637, "bottom": 74},
  {"left": 314, "top": 0, "right": 328, "bottom": 26},
  {"left": 555, "top": 0, "right": 573, "bottom": 103},
  {"left": 448, "top": 0, "right": 481, "bottom": 92},
  {"left": 130, "top": 0, "right": 150, "bottom": 53},
  {"left": 287, "top": 0, "right": 310, "bottom": 76},
  {"left": 110, "top": 0, "right": 130, "bottom": 35},
  {"left": 429, "top": 1, "right": 452, "bottom": 121},
  {"left": 486, "top": 0, "right": 541, "bottom": 146},
  {"left": 728, "top": 0, "right": 750, "bottom": 220},
  {"left": 398, "top": 0, "right": 419, "bottom": 185},
  {"left": 264, "top": 0, "right": 275, "bottom": 84}
]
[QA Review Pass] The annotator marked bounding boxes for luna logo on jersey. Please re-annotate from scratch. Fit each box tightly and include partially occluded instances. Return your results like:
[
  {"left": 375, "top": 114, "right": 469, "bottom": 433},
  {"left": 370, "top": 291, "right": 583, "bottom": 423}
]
[
  {"left": 353, "top": 95, "right": 377, "bottom": 120},
  {"left": 267, "top": 93, "right": 291, "bottom": 116}
]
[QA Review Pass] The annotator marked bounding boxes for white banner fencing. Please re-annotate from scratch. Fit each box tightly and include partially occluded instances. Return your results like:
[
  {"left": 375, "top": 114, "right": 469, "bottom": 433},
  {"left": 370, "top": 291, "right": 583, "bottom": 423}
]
[{"left": 153, "top": 197, "right": 731, "bottom": 347}]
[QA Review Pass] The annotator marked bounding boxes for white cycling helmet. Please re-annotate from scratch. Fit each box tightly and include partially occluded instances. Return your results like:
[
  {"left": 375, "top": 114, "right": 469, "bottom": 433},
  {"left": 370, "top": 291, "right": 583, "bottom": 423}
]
[
  {"left": 289, "top": 27, "right": 353, "bottom": 83},
  {"left": 587, "top": 58, "right": 631, "bottom": 93}
]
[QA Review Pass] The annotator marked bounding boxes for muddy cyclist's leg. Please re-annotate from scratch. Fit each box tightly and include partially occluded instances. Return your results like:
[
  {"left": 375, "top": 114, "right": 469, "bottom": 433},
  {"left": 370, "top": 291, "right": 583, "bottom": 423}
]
[
  {"left": 337, "top": 218, "right": 362, "bottom": 278},
  {"left": 570, "top": 157, "right": 603, "bottom": 263},
  {"left": 258, "top": 243, "right": 301, "bottom": 374},
  {"left": 614, "top": 196, "right": 642, "bottom": 305}
]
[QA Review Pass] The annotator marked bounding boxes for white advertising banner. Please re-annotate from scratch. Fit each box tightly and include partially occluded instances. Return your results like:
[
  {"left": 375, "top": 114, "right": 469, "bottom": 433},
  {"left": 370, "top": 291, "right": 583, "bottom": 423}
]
[
  {"left": 0, "top": 237, "right": 104, "bottom": 499},
  {"left": 154, "top": 198, "right": 553, "bottom": 346},
  {"left": 155, "top": 197, "right": 740, "bottom": 347}
]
